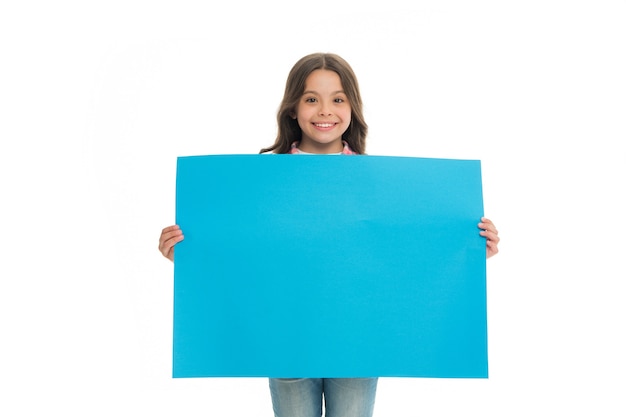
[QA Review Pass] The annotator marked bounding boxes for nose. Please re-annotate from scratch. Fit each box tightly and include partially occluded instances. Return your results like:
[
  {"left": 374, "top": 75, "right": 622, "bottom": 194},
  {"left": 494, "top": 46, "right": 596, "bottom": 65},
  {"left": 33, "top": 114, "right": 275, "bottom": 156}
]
[
  {"left": 319, "top": 105, "right": 332, "bottom": 117},
  {"left": 318, "top": 100, "right": 333, "bottom": 116}
]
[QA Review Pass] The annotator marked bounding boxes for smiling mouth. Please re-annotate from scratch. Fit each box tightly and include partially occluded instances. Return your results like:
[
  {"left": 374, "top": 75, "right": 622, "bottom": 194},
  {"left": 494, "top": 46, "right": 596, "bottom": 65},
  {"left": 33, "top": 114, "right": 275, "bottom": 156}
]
[{"left": 314, "top": 123, "right": 336, "bottom": 128}]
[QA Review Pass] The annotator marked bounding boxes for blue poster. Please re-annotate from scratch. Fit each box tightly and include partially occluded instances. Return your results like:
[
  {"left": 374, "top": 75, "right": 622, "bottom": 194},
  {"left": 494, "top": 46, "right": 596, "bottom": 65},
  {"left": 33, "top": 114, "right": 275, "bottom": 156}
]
[{"left": 173, "top": 154, "right": 487, "bottom": 378}]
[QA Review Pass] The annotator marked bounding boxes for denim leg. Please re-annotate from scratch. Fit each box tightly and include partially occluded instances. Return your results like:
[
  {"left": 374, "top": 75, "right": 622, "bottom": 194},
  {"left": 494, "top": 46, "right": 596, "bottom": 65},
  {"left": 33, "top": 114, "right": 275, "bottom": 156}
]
[
  {"left": 324, "top": 378, "right": 378, "bottom": 417},
  {"left": 269, "top": 378, "right": 324, "bottom": 417}
]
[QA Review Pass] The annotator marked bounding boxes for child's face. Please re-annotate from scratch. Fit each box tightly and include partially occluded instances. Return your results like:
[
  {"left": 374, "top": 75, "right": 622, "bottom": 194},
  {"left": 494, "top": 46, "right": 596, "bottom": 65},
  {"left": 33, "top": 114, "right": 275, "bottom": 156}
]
[{"left": 294, "top": 69, "right": 352, "bottom": 154}]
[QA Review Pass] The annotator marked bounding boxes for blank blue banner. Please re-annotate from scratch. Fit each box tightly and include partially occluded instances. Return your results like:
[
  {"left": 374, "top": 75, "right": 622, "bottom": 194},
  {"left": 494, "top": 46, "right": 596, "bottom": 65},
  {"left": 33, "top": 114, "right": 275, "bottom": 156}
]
[{"left": 173, "top": 154, "right": 487, "bottom": 378}]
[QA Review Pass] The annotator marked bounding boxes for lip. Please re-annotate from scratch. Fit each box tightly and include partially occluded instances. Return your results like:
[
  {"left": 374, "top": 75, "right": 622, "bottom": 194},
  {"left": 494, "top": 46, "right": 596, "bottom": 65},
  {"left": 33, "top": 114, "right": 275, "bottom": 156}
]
[{"left": 312, "top": 122, "right": 337, "bottom": 130}]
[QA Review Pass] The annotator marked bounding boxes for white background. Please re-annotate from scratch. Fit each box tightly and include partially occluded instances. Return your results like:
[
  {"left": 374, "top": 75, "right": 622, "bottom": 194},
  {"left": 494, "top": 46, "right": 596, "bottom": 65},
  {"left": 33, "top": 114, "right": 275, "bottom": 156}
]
[{"left": 1, "top": 1, "right": 625, "bottom": 415}]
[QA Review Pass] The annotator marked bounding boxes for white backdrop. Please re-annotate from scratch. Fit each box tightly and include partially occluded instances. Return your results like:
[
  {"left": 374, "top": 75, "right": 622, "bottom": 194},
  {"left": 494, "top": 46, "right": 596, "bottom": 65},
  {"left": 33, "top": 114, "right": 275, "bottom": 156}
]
[{"left": 1, "top": 1, "right": 625, "bottom": 415}]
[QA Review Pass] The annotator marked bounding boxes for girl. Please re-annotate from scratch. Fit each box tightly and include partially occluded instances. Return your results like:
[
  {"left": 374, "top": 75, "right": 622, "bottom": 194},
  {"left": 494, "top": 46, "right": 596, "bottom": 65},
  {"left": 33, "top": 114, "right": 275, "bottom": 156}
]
[{"left": 159, "top": 52, "right": 500, "bottom": 417}]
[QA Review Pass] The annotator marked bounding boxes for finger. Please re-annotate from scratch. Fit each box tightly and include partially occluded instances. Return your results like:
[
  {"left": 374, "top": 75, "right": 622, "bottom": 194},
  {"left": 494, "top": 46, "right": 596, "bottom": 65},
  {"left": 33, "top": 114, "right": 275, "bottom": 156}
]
[
  {"left": 486, "top": 237, "right": 499, "bottom": 248},
  {"left": 161, "top": 225, "right": 180, "bottom": 235},
  {"left": 160, "top": 234, "right": 184, "bottom": 252},
  {"left": 159, "top": 231, "right": 184, "bottom": 256},
  {"left": 159, "top": 225, "right": 179, "bottom": 246},
  {"left": 160, "top": 228, "right": 183, "bottom": 244},
  {"left": 480, "top": 230, "right": 500, "bottom": 244},
  {"left": 160, "top": 226, "right": 183, "bottom": 243},
  {"left": 479, "top": 217, "right": 495, "bottom": 227},
  {"left": 487, "top": 239, "right": 499, "bottom": 252},
  {"left": 165, "top": 234, "right": 185, "bottom": 261},
  {"left": 478, "top": 220, "right": 498, "bottom": 235}
]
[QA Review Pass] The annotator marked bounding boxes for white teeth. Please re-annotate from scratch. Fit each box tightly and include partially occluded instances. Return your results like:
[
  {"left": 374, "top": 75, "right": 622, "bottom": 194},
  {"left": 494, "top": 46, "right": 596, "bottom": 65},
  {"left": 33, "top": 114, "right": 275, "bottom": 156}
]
[{"left": 315, "top": 123, "right": 334, "bottom": 128}]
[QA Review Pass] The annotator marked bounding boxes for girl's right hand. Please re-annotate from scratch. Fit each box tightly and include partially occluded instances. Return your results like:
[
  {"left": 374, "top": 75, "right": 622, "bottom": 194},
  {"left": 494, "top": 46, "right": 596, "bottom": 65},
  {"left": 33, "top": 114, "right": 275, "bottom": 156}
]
[{"left": 159, "top": 225, "right": 184, "bottom": 262}]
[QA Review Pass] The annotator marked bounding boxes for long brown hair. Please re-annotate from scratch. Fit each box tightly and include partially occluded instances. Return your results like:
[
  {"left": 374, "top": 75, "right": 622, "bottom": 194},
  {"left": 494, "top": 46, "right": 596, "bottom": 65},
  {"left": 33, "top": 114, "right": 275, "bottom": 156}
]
[{"left": 260, "top": 53, "right": 367, "bottom": 154}]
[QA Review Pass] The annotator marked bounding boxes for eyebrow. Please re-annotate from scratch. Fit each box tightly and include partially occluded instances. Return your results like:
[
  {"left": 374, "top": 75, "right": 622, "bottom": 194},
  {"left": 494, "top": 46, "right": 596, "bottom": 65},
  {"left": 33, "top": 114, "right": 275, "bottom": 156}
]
[{"left": 302, "top": 90, "right": 346, "bottom": 95}]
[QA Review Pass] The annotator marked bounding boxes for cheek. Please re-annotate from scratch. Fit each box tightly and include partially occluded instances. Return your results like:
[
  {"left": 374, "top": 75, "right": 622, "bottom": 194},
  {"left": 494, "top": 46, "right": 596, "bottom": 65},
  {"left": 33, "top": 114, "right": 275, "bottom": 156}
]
[
  {"left": 294, "top": 106, "right": 310, "bottom": 121},
  {"left": 296, "top": 114, "right": 310, "bottom": 131}
]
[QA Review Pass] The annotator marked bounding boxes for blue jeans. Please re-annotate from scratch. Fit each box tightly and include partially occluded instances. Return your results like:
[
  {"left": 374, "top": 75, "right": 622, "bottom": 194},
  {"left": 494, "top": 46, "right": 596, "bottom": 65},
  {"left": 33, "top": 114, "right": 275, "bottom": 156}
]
[{"left": 269, "top": 378, "right": 378, "bottom": 417}]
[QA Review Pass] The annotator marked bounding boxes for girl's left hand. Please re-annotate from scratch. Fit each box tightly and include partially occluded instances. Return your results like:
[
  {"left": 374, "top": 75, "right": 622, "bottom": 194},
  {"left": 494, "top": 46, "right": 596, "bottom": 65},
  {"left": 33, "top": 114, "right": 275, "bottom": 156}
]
[{"left": 479, "top": 217, "right": 500, "bottom": 259}]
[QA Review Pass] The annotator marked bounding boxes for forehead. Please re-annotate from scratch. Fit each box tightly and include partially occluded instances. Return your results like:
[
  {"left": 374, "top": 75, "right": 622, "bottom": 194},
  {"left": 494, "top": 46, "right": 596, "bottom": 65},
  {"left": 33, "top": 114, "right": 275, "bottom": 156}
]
[{"left": 304, "top": 69, "right": 343, "bottom": 91}]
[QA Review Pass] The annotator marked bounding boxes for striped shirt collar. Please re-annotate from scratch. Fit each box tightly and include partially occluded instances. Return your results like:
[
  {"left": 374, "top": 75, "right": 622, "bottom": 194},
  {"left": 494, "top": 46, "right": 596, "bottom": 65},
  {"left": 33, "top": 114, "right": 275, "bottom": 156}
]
[{"left": 289, "top": 141, "right": 357, "bottom": 155}]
